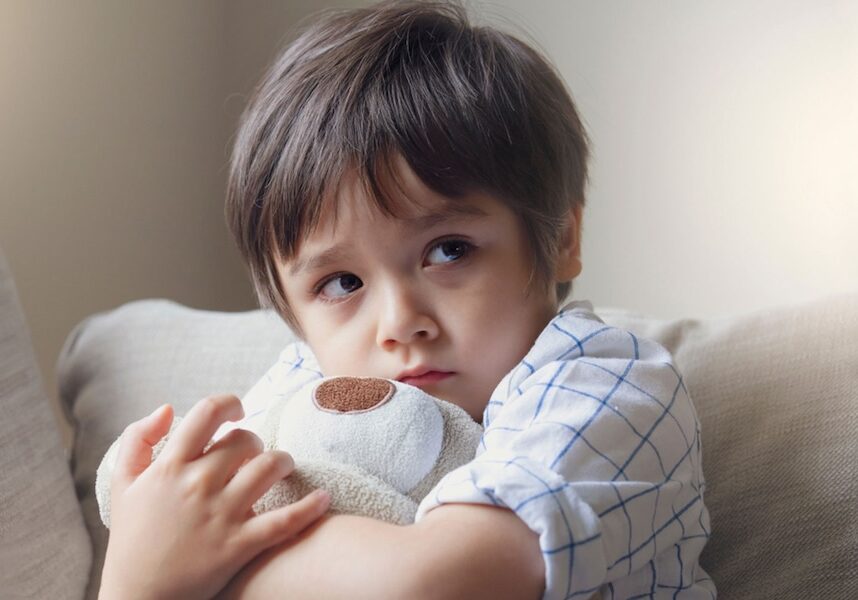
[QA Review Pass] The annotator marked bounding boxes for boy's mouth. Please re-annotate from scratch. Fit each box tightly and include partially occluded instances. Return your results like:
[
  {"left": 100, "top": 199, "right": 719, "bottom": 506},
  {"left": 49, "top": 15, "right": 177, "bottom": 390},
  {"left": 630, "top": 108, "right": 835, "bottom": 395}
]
[{"left": 396, "top": 368, "right": 456, "bottom": 387}]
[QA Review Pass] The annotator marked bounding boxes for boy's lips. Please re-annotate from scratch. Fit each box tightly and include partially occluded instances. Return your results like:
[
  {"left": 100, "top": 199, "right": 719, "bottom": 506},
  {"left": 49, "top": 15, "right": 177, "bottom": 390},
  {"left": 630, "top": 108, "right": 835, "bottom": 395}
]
[{"left": 396, "top": 368, "right": 456, "bottom": 387}]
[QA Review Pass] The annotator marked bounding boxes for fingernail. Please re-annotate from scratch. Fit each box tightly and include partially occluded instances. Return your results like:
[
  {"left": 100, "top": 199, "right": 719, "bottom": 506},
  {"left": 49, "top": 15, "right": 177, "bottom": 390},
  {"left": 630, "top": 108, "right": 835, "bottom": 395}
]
[
  {"left": 150, "top": 404, "right": 169, "bottom": 418},
  {"left": 312, "top": 489, "right": 330, "bottom": 505}
]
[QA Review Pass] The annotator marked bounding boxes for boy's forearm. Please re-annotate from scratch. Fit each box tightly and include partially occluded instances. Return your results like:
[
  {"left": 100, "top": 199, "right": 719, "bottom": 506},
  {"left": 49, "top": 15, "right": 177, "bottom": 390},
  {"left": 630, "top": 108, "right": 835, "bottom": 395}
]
[
  {"left": 218, "top": 514, "right": 415, "bottom": 600},
  {"left": 218, "top": 505, "right": 544, "bottom": 600}
]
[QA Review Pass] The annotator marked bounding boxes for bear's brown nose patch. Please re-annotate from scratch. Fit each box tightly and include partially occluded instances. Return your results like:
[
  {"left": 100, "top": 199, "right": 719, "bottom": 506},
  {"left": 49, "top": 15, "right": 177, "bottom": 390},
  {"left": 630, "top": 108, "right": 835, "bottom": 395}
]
[{"left": 313, "top": 377, "right": 395, "bottom": 414}]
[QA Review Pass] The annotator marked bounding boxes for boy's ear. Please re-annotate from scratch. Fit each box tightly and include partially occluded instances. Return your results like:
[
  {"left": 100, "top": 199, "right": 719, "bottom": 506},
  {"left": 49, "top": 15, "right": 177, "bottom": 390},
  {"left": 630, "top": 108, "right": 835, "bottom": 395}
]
[{"left": 554, "top": 205, "right": 583, "bottom": 282}]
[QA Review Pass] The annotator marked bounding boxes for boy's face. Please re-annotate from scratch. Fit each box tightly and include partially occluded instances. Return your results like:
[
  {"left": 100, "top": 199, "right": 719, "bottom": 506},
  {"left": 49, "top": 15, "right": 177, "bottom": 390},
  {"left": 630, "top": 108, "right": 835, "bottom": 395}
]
[{"left": 275, "top": 160, "right": 580, "bottom": 422}]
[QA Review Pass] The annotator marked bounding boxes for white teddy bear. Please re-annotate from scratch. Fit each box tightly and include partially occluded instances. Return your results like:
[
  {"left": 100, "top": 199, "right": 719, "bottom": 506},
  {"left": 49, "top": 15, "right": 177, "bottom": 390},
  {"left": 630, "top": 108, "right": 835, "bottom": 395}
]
[{"left": 96, "top": 376, "right": 483, "bottom": 527}]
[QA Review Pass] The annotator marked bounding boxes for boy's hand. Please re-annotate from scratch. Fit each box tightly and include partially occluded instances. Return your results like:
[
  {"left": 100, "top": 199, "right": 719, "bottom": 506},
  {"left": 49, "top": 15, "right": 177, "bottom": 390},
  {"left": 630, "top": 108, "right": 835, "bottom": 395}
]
[{"left": 99, "top": 395, "right": 330, "bottom": 600}]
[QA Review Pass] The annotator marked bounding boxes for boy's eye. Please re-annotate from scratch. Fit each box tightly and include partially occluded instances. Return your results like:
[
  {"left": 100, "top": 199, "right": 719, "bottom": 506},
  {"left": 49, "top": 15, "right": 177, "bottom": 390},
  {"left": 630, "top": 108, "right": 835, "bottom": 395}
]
[
  {"left": 425, "top": 239, "right": 473, "bottom": 266},
  {"left": 318, "top": 273, "right": 363, "bottom": 299}
]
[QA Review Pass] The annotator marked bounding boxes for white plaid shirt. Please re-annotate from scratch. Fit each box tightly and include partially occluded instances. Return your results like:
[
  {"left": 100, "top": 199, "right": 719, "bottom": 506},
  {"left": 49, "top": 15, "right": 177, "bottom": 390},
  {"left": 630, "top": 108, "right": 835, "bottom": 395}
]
[{"left": 232, "top": 301, "right": 715, "bottom": 599}]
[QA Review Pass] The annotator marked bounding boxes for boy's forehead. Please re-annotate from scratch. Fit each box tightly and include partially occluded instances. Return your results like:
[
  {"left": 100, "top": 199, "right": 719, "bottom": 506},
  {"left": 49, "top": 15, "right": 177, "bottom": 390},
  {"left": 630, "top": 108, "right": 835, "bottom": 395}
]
[
  {"left": 317, "top": 159, "right": 489, "bottom": 234},
  {"left": 329, "top": 191, "right": 488, "bottom": 231}
]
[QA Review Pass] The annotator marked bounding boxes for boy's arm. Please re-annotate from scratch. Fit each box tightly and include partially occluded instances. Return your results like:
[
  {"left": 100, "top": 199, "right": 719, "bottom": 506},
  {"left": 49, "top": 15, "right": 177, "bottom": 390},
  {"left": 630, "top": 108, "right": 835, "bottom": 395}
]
[{"left": 219, "top": 504, "right": 544, "bottom": 600}]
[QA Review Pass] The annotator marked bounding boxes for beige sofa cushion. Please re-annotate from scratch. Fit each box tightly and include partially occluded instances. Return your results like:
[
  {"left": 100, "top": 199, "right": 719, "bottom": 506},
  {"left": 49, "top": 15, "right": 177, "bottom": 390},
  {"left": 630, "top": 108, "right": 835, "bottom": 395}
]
[
  {"left": 0, "top": 249, "right": 92, "bottom": 599},
  {"left": 58, "top": 295, "right": 858, "bottom": 599}
]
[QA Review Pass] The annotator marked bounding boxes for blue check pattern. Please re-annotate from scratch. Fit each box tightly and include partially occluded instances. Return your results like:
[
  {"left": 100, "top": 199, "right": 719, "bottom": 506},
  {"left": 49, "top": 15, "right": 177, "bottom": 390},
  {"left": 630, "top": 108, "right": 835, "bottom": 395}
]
[{"left": 416, "top": 301, "right": 715, "bottom": 599}]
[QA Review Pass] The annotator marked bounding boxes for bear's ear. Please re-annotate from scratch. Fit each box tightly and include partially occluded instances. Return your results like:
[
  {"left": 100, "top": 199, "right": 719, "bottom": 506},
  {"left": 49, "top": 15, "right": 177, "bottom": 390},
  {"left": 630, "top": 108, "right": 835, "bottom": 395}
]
[{"left": 313, "top": 377, "right": 395, "bottom": 413}]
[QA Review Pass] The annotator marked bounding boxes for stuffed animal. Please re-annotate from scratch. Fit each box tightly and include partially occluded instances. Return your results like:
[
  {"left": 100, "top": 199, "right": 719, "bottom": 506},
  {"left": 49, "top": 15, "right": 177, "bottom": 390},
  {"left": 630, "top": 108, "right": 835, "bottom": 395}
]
[{"left": 96, "top": 376, "right": 483, "bottom": 527}]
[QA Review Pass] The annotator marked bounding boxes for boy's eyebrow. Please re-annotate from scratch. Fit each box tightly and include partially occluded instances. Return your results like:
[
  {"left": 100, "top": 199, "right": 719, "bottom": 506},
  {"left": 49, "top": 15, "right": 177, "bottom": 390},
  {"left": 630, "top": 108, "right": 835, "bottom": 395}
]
[
  {"left": 289, "top": 203, "right": 489, "bottom": 276},
  {"left": 289, "top": 244, "right": 359, "bottom": 276},
  {"left": 398, "top": 203, "right": 488, "bottom": 230}
]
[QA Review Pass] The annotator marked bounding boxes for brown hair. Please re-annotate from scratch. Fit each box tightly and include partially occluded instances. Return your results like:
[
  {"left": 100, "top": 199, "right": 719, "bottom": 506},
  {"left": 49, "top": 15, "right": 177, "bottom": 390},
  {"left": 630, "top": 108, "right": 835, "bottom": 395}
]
[{"left": 226, "top": 0, "right": 589, "bottom": 330}]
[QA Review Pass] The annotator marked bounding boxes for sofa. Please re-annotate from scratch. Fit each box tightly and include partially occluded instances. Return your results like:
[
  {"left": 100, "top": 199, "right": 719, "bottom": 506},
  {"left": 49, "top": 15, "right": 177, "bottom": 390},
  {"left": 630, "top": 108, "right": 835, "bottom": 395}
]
[{"left": 1, "top": 244, "right": 856, "bottom": 599}]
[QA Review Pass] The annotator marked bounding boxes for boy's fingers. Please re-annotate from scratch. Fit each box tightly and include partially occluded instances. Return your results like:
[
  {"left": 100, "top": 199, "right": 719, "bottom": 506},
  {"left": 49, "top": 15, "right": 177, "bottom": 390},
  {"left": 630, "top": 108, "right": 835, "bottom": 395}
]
[
  {"left": 114, "top": 404, "right": 173, "bottom": 485},
  {"left": 240, "top": 489, "right": 330, "bottom": 555},
  {"left": 223, "top": 450, "right": 294, "bottom": 512},
  {"left": 198, "top": 428, "right": 265, "bottom": 489},
  {"left": 161, "top": 394, "right": 244, "bottom": 463}
]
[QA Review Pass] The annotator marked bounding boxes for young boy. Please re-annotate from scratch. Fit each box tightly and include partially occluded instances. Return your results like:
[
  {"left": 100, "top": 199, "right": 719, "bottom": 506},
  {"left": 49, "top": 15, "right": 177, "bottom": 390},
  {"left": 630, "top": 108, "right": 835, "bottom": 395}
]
[{"left": 100, "top": 1, "right": 714, "bottom": 598}]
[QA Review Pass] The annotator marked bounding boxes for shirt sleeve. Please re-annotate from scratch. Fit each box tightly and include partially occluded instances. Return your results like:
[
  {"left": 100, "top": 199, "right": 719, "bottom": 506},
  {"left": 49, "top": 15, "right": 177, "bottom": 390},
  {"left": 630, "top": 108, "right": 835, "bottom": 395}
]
[
  {"left": 415, "top": 313, "right": 709, "bottom": 599},
  {"left": 213, "top": 341, "right": 323, "bottom": 441}
]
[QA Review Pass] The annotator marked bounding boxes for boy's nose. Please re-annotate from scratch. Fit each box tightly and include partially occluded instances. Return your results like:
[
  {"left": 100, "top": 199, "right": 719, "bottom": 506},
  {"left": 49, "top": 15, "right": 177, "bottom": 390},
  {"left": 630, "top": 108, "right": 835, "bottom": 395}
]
[{"left": 376, "top": 285, "right": 439, "bottom": 349}]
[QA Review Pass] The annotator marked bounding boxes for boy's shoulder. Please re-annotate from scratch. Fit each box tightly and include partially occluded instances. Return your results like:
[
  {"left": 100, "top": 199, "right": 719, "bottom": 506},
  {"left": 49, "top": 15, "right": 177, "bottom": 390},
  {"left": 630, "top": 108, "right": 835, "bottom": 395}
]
[
  {"left": 494, "top": 299, "right": 683, "bottom": 406},
  {"left": 532, "top": 299, "right": 675, "bottom": 365},
  {"left": 488, "top": 300, "right": 694, "bottom": 435}
]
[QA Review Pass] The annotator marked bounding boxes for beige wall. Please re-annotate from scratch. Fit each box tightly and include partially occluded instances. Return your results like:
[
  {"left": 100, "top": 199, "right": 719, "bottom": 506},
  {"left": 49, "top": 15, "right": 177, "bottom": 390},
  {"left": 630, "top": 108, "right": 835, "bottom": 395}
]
[
  {"left": 1, "top": 0, "right": 856, "bottom": 443},
  {"left": 487, "top": 0, "right": 858, "bottom": 318}
]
